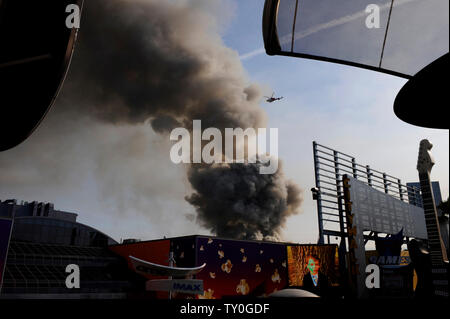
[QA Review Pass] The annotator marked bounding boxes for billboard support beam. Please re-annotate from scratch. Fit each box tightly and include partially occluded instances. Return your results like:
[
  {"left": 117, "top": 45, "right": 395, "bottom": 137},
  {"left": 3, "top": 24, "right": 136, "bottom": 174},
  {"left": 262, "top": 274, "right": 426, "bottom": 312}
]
[
  {"left": 312, "top": 142, "right": 423, "bottom": 246},
  {"left": 312, "top": 142, "right": 425, "bottom": 298},
  {"left": 313, "top": 141, "right": 325, "bottom": 244}
]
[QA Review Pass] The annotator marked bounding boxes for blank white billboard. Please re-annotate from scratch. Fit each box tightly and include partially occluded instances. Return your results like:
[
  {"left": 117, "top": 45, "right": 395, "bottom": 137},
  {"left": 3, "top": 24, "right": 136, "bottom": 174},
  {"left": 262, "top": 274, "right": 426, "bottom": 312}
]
[
  {"left": 346, "top": 176, "right": 427, "bottom": 298},
  {"left": 348, "top": 176, "right": 427, "bottom": 239}
]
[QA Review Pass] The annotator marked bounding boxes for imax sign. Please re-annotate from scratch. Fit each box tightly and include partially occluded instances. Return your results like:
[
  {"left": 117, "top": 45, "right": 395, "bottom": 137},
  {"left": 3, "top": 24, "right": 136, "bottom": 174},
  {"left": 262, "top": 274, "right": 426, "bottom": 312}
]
[
  {"left": 146, "top": 279, "right": 204, "bottom": 295},
  {"left": 172, "top": 281, "right": 203, "bottom": 293}
]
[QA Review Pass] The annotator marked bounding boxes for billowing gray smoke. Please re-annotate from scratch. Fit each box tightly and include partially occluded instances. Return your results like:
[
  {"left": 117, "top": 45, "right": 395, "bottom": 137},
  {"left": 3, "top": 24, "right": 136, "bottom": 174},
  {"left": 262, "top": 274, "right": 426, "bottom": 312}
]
[
  {"left": 69, "top": 0, "right": 265, "bottom": 131},
  {"left": 186, "top": 162, "right": 302, "bottom": 240},
  {"left": 65, "top": 0, "right": 302, "bottom": 240}
]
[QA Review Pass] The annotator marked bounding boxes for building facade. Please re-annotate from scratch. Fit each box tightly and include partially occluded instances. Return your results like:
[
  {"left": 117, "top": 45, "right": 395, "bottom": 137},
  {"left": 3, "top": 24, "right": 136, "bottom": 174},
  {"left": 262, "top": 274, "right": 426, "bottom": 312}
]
[{"left": 0, "top": 199, "right": 142, "bottom": 298}]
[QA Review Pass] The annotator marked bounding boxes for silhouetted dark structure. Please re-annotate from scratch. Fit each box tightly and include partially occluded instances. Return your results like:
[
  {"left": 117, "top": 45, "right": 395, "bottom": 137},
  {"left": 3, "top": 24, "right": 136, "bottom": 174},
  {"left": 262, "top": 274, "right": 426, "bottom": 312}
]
[
  {"left": 375, "top": 229, "right": 403, "bottom": 260},
  {"left": 0, "top": 0, "right": 83, "bottom": 151},
  {"left": 394, "top": 53, "right": 449, "bottom": 129},
  {"left": 0, "top": 199, "right": 140, "bottom": 298}
]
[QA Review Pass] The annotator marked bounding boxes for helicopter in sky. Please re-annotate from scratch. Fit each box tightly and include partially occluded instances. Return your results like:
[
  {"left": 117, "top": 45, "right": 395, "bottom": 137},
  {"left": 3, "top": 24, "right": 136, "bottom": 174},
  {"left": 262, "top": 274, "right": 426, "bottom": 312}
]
[{"left": 264, "top": 92, "right": 283, "bottom": 103}]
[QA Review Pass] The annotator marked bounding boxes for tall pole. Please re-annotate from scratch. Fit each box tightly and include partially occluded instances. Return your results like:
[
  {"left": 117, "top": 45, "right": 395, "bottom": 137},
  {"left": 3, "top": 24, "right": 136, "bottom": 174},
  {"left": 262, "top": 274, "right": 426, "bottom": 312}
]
[
  {"left": 313, "top": 141, "right": 324, "bottom": 244},
  {"left": 168, "top": 251, "right": 175, "bottom": 300}
]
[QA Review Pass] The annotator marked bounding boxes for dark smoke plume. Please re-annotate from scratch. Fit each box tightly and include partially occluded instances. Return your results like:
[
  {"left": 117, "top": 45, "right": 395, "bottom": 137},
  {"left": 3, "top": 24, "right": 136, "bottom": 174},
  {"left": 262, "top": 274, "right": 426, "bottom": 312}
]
[
  {"left": 69, "top": 0, "right": 265, "bottom": 131},
  {"left": 63, "top": 0, "right": 302, "bottom": 240},
  {"left": 186, "top": 162, "right": 302, "bottom": 240}
]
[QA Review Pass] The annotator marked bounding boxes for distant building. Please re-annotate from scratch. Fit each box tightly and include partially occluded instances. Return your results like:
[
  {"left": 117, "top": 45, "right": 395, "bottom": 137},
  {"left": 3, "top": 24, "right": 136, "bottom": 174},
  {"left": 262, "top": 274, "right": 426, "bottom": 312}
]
[
  {"left": 406, "top": 181, "right": 443, "bottom": 209},
  {"left": 0, "top": 199, "right": 142, "bottom": 298},
  {"left": 1, "top": 199, "right": 345, "bottom": 299},
  {"left": 406, "top": 181, "right": 448, "bottom": 252}
]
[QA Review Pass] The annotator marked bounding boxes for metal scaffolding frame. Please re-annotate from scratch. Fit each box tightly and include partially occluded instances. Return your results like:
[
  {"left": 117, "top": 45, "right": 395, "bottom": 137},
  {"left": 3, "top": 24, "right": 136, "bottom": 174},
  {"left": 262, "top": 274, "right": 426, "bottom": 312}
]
[{"left": 312, "top": 141, "right": 422, "bottom": 247}]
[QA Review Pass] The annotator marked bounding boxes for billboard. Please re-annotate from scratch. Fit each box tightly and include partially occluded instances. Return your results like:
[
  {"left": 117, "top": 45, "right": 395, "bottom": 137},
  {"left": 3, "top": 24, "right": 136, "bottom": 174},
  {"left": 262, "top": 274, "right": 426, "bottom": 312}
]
[
  {"left": 287, "top": 245, "right": 339, "bottom": 296},
  {"left": 343, "top": 175, "right": 427, "bottom": 297},
  {"left": 109, "top": 236, "right": 341, "bottom": 299},
  {"left": 346, "top": 176, "right": 427, "bottom": 239},
  {"left": 193, "top": 237, "right": 288, "bottom": 299},
  {"left": 0, "top": 218, "right": 13, "bottom": 291}
]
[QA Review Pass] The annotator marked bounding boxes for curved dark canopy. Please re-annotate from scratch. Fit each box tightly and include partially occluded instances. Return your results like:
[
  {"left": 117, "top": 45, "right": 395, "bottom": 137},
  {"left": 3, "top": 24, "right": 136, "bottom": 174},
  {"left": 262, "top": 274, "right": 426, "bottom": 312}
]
[
  {"left": 0, "top": 0, "right": 83, "bottom": 151},
  {"left": 263, "top": 0, "right": 449, "bottom": 79},
  {"left": 394, "top": 53, "right": 448, "bottom": 129}
]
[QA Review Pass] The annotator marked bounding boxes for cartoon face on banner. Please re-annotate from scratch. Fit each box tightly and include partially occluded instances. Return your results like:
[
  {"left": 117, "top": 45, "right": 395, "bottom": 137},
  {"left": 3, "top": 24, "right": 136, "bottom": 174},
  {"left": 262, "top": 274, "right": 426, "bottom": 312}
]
[
  {"left": 306, "top": 255, "right": 320, "bottom": 275},
  {"left": 287, "top": 245, "right": 339, "bottom": 287},
  {"left": 195, "top": 237, "right": 288, "bottom": 299}
]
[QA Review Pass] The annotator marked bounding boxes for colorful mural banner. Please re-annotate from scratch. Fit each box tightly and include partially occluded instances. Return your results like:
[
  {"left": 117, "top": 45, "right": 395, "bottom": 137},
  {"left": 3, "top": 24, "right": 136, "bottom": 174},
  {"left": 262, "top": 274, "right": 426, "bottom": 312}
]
[
  {"left": 109, "top": 236, "right": 341, "bottom": 299},
  {"left": 192, "top": 237, "right": 288, "bottom": 299}
]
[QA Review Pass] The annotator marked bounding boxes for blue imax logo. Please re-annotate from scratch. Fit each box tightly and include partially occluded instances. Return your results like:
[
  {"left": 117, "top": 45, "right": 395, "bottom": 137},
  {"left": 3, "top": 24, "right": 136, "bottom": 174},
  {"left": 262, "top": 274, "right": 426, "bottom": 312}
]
[{"left": 173, "top": 282, "right": 202, "bottom": 292}]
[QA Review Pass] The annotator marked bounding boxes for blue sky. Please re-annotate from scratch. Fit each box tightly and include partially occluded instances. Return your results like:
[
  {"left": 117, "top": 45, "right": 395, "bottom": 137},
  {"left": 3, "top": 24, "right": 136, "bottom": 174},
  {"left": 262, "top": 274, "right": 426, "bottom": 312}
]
[
  {"left": 220, "top": 0, "right": 449, "bottom": 243},
  {"left": 0, "top": 0, "right": 447, "bottom": 245}
]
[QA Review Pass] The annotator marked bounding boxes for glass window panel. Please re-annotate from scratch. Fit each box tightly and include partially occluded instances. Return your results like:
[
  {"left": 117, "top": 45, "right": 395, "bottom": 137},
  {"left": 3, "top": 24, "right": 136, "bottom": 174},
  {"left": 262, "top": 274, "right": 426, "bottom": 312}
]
[
  {"left": 382, "top": 0, "right": 449, "bottom": 75},
  {"left": 278, "top": 0, "right": 390, "bottom": 66},
  {"left": 270, "top": 0, "right": 449, "bottom": 76},
  {"left": 277, "top": 0, "right": 300, "bottom": 51}
]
